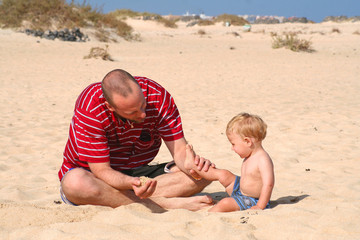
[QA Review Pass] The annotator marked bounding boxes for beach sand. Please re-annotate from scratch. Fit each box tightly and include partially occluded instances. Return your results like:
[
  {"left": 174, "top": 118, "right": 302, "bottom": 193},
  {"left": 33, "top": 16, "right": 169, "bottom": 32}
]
[{"left": 0, "top": 19, "right": 359, "bottom": 239}]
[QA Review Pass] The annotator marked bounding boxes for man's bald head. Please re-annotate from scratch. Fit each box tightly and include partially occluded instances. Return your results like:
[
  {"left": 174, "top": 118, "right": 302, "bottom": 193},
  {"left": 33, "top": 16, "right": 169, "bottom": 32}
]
[{"left": 101, "top": 69, "right": 139, "bottom": 107}]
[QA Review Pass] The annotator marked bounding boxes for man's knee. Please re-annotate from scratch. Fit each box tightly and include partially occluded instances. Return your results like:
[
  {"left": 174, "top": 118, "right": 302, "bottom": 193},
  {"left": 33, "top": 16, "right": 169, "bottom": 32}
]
[{"left": 62, "top": 168, "right": 101, "bottom": 198}]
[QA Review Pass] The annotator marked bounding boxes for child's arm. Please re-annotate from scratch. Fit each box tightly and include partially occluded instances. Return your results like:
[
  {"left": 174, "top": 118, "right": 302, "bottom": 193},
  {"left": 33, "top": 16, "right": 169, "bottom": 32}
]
[{"left": 251, "top": 156, "right": 275, "bottom": 210}]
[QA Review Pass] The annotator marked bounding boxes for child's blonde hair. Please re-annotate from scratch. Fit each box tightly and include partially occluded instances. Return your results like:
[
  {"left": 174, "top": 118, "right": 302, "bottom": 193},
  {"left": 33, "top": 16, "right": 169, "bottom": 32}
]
[{"left": 226, "top": 113, "right": 267, "bottom": 141}]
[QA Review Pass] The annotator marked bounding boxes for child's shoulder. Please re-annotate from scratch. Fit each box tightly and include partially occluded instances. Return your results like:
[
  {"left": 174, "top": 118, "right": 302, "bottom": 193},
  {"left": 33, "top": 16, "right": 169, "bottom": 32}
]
[{"left": 255, "top": 148, "right": 273, "bottom": 164}]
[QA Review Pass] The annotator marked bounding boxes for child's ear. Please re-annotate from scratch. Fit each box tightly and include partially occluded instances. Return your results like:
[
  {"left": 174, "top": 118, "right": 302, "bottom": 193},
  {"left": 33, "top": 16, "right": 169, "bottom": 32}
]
[{"left": 244, "top": 137, "right": 252, "bottom": 146}]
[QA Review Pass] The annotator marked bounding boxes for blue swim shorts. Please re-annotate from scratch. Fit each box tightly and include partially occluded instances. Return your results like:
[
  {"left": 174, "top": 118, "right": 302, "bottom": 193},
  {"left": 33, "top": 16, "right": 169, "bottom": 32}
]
[{"left": 231, "top": 176, "right": 270, "bottom": 210}]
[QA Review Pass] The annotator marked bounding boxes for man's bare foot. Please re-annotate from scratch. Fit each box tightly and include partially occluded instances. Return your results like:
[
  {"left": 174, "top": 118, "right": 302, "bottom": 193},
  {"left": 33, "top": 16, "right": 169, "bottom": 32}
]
[{"left": 163, "top": 195, "right": 213, "bottom": 211}]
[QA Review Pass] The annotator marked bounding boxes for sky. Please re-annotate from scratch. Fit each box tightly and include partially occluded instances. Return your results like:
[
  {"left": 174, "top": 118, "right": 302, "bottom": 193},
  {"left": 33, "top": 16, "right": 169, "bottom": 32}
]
[{"left": 70, "top": 0, "right": 360, "bottom": 23}]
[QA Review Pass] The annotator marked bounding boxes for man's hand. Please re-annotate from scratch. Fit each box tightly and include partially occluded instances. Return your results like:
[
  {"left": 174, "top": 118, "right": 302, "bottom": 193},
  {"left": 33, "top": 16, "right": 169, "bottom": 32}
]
[
  {"left": 189, "top": 154, "right": 215, "bottom": 180},
  {"left": 131, "top": 177, "right": 157, "bottom": 199},
  {"left": 194, "top": 154, "right": 215, "bottom": 171}
]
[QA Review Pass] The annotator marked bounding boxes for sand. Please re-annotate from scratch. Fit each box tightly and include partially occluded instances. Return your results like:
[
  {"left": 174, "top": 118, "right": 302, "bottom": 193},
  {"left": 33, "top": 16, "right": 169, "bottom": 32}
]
[{"left": 0, "top": 19, "right": 360, "bottom": 239}]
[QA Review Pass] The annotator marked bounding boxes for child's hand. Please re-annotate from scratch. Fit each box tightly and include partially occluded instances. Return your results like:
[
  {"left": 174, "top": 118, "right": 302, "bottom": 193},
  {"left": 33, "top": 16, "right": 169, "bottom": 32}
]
[{"left": 250, "top": 205, "right": 263, "bottom": 210}]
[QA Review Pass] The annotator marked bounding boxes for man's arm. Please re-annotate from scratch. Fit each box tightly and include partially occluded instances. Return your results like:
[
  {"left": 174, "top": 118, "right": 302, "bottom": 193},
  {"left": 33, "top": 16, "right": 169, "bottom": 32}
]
[
  {"left": 164, "top": 137, "right": 188, "bottom": 173},
  {"left": 164, "top": 138, "right": 213, "bottom": 176},
  {"left": 88, "top": 162, "right": 157, "bottom": 199}
]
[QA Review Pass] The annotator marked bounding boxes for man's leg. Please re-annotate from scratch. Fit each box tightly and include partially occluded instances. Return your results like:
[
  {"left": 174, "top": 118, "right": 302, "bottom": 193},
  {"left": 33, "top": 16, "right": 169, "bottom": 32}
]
[
  {"left": 152, "top": 167, "right": 211, "bottom": 198},
  {"left": 61, "top": 168, "right": 213, "bottom": 210},
  {"left": 61, "top": 168, "right": 136, "bottom": 208}
]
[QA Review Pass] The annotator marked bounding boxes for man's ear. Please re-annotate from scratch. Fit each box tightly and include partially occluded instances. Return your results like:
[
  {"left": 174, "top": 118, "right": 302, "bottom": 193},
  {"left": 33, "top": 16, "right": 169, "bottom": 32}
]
[{"left": 105, "top": 101, "right": 115, "bottom": 112}]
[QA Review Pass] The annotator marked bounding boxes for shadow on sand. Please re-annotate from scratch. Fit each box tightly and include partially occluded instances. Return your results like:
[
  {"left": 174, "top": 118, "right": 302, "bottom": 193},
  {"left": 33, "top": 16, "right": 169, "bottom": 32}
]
[
  {"left": 205, "top": 192, "right": 310, "bottom": 209},
  {"left": 269, "top": 194, "right": 310, "bottom": 208}
]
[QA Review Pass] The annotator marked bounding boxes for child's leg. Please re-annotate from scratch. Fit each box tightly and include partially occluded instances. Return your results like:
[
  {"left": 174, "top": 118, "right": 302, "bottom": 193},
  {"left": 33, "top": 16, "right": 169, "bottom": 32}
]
[
  {"left": 208, "top": 197, "right": 240, "bottom": 212},
  {"left": 185, "top": 144, "right": 236, "bottom": 195}
]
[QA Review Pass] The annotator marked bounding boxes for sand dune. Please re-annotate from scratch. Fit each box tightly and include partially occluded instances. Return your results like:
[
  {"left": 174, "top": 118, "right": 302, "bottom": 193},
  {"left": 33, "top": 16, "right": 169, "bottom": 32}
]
[{"left": 0, "top": 20, "right": 359, "bottom": 239}]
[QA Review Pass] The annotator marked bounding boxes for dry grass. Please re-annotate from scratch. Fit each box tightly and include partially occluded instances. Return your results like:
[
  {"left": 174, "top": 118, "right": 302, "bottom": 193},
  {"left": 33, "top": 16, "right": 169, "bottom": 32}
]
[
  {"left": 84, "top": 45, "right": 114, "bottom": 61},
  {"left": 253, "top": 29, "right": 266, "bottom": 34},
  {"left": 197, "top": 29, "right": 206, "bottom": 35},
  {"left": 0, "top": 0, "right": 100, "bottom": 29},
  {"left": 310, "top": 31, "right": 325, "bottom": 35},
  {"left": 94, "top": 27, "right": 118, "bottom": 43},
  {"left": 198, "top": 20, "right": 215, "bottom": 26},
  {"left": 107, "top": 9, "right": 142, "bottom": 20},
  {"left": 156, "top": 17, "right": 178, "bottom": 28},
  {"left": 215, "top": 14, "right": 249, "bottom": 26},
  {"left": 109, "top": 9, "right": 178, "bottom": 28},
  {"left": 272, "top": 32, "right": 314, "bottom": 52},
  {"left": 230, "top": 31, "right": 241, "bottom": 37},
  {"left": 0, "top": 0, "right": 139, "bottom": 40},
  {"left": 331, "top": 28, "right": 341, "bottom": 33}
]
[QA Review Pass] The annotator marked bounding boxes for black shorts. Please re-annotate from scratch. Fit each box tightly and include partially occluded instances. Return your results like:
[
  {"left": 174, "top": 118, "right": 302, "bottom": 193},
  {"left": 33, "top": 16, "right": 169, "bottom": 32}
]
[{"left": 121, "top": 162, "right": 174, "bottom": 178}]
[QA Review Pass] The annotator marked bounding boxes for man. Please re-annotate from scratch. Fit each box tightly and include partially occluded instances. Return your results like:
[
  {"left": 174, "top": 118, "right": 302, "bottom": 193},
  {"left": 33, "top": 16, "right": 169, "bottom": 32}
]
[{"left": 58, "top": 69, "right": 213, "bottom": 210}]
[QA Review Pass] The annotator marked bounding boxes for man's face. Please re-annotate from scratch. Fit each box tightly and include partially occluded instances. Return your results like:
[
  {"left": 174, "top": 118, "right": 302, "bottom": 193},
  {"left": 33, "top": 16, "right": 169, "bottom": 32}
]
[{"left": 106, "top": 84, "right": 147, "bottom": 123}]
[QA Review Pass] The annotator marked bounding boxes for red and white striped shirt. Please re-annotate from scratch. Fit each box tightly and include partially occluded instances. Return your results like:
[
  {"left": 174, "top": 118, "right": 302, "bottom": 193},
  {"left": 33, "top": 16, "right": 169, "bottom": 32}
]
[{"left": 58, "top": 77, "right": 184, "bottom": 181}]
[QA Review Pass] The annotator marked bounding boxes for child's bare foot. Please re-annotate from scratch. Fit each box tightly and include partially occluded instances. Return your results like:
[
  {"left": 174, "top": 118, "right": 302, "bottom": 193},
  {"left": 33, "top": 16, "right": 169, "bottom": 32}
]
[{"left": 184, "top": 144, "right": 196, "bottom": 170}]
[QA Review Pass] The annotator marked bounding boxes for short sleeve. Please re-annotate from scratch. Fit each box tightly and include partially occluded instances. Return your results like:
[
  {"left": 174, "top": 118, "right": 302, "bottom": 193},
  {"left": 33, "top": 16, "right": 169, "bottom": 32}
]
[
  {"left": 73, "top": 108, "right": 110, "bottom": 163},
  {"left": 156, "top": 90, "right": 184, "bottom": 141}
]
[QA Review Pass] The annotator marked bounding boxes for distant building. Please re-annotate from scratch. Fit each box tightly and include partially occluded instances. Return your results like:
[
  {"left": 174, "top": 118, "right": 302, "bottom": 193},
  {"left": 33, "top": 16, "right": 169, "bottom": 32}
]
[
  {"left": 180, "top": 11, "right": 213, "bottom": 22},
  {"left": 199, "top": 13, "right": 213, "bottom": 20},
  {"left": 240, "top": 14, "right": 310, "bottom": 24},
  {"left": 240, "top": 15, "right": 257, "bottom": 23}
]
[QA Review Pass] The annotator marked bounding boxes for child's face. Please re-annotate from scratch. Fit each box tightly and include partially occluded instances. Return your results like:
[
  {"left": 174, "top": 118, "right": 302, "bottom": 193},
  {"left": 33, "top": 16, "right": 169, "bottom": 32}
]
[{"left": 227, "top": 132, "right": 252, "bottom": 159}]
